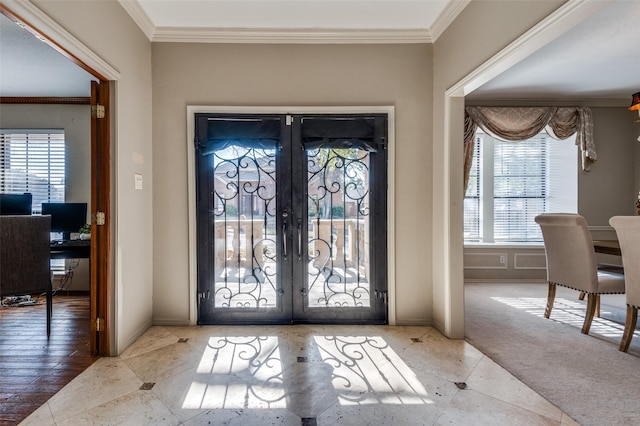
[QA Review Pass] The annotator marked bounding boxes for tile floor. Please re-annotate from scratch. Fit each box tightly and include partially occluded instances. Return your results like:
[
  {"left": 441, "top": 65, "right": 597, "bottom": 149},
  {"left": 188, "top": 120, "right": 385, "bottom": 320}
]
[{"left": 20, "top": 325, "right": 578, "bottom": 425}]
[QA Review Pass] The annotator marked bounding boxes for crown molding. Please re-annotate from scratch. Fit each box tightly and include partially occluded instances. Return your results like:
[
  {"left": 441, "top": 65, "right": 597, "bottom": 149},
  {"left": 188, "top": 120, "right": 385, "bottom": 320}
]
[
  {"left": 117, "top": 0, "right": 155, "bottom": 40},
  {"left": 430, "top": 0, "right": 471, "bottom": 42},
  {"left": 116, "top": 0, "right": 469, "bottom": 44},
  {"left": 465, "top": 98, "right": 628, "bottom": 107},
  {"left": 151, "top": 27, "right": 433, "bottom": 44}
]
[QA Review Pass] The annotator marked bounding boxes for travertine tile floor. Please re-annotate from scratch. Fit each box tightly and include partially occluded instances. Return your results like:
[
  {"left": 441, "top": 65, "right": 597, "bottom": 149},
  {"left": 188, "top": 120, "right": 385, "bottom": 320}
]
[{"left": 20, "top": 325, "right": 578, "bottom": 425}]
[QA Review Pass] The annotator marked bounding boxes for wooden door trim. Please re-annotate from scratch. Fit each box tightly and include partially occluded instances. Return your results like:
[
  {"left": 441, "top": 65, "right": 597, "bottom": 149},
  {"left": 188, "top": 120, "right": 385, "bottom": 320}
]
[
  {"left": 0, "top": 96, "right": 90, "bottom": 104},
  {"left": 90, "top": 81, "right": 111, "bottom": 356}
]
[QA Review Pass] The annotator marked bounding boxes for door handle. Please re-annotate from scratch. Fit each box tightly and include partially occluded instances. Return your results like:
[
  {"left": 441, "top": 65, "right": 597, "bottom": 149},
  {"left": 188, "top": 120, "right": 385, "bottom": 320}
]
[
  {"left": 282, "top": 210, "right": 289, "bottom": 259},
  {"left": 282, "top": 222, "right": 287, "bottom": 260},
  {"left": 297, "top": 218, "right": 302, "bottom": 260}
]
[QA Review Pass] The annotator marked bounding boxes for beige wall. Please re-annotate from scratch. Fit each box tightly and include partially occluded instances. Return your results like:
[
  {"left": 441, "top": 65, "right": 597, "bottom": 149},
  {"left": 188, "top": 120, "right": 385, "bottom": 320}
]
[
  {"left": 151, "top": 43, "right": 433, "bottom": 325},
  {"left": 581, "top": 107, "right": 638, "bottom": 224},
  {"left": 636, "top": 112, "right": 640, "bottom": 194},
  {"left": 32, "top": 0, "right": 153, "bottom": 354},
  {"left": 432, "top": 0, "right": 566, "bottom": 337},
  {"left": 636, "top": 117, "right": 640, "bottom": 195}
]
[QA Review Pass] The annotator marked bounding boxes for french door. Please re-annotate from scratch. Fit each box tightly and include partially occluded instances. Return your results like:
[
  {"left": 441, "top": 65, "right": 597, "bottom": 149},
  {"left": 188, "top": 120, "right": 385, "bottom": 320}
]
[{"left": 195, "top": 113, "right": 387, "bottom": 324}]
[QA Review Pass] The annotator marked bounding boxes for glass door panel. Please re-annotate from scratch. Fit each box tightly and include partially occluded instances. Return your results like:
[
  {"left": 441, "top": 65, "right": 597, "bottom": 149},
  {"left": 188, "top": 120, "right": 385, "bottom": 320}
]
[
  {"left": 291, "top": 115, "right": 387, "bottom": 324},
  {"left": 306, "top": 147, "right": 371, "bottom": 309},
  {"left": 196, "top": 114, "right": 291, "bottom": 324},
  {"left": 211, "top": 145, "right": 278, "bottom": 309}
]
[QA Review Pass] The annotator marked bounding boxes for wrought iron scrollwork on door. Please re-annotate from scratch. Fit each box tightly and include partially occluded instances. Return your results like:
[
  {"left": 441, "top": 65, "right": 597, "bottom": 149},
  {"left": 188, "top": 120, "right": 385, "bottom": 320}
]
[
  {"left": 211, "top": 146, "right": 279, "bottom": 309},
  {"left": 306, "top": 147, "right": 371, "bottom": 308}
]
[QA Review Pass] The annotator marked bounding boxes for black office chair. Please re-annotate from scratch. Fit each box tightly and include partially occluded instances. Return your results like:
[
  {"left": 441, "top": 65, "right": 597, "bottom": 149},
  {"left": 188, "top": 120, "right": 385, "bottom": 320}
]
[{"left": 0, "top": 215, "right": 53, "bottom": 336}]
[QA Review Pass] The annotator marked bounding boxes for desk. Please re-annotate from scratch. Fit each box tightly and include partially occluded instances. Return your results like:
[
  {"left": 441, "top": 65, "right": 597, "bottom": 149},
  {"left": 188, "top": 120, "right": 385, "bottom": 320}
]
[
  {"left": 593, "top": 240, "right": 621, "bottom": 256},
  {"left": 50, "top": 239, "right": 91, "bottom": 259}
]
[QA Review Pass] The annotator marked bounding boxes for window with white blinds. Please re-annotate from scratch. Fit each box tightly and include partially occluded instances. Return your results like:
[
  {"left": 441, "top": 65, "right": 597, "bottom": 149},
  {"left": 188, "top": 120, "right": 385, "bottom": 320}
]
[
  {"left": 464, "top": 130, "right": 577, "bottom": 243},
  {"left": 0, "top": 131, "right": 65, "bottom": 213},
  {"left": 464, "top": 139, "right": 481, "bottom": 240},
  {"left": 493, "top": 136, "right": 547, "bottom": 241}
]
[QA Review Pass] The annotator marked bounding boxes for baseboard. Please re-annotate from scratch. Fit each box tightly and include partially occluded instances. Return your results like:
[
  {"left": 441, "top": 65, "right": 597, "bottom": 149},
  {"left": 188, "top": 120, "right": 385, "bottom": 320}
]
[
  {"left": 117, "top": 319, "right": 153, "bottom": 356},
  {"left": 464, "top": 279, "right": 546, "bottom": 284},
  {"left": 395, "top": 319, "right": 433, "bottom": 326},
  {"left": 152, "top": 318, "right": 192, "bottom": 327},
  {"left": 431, "top": 319, "right": 445, "bottom": 337},
  {"left": 53, "top": 290, "right": 90, "bottom": 296}
]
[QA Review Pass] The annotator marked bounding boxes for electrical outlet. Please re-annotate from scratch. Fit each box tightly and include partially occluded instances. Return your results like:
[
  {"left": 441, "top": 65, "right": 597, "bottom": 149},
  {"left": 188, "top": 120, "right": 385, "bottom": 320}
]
[{"left": 499, "top": 255, "right": 506, "bottom": 264}]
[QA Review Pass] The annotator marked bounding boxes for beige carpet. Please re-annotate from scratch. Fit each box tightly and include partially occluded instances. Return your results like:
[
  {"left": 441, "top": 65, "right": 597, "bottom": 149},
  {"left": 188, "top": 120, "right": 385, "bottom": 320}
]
[{"left": 465, "top": 282, "right": 640, "bottom": 426}]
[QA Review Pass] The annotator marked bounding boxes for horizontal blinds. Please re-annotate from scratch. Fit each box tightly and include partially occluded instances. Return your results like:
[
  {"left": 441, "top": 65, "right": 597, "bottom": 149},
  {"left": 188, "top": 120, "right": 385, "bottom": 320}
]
[
  {"left": 493, "top": 136, "right": 546, "bottom": 241},
  {"left": 463, "top": 138, "right": 481, "bottom": 241},
  {"left": 0, "top": 132, "right": 65, "bottom": 213}
]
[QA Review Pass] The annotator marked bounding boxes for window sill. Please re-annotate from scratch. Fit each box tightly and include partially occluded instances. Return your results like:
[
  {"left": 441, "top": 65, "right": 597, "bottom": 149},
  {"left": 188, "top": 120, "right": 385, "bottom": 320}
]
[{"left": 464, "top": 242, "right": 544, "bottom": 249}]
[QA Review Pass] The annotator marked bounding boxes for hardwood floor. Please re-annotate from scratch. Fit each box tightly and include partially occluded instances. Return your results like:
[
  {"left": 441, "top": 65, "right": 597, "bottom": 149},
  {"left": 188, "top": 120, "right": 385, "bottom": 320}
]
[{"left": 0, "top": 294, "right": 97, "bottom": 425}]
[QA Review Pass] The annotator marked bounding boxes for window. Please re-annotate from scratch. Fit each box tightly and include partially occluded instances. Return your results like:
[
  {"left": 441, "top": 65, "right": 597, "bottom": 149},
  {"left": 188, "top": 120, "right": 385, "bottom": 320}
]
[
  {"left": 464, "top": 130, "right": 577, "bottom": 243},
  {"left": 0, "top": 131, "right": 65, "bottom": 213},
  {"left": 1, "top": 130, "right": 66, "bottom": 270},
  {"left": 464, "top": 140, "right": 481, "bottom": 240}
]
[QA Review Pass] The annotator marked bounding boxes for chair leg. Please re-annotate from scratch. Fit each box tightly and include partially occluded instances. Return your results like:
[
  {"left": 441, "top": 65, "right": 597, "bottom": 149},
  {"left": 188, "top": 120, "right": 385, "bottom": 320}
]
[
  {"left": 582, "top": 293, "right": 599, "bottom": 334},
  {"left": 619, "top": 305, "right": 638, "bottom": 352},
  {"left": 578, "top": 292, "right": 585, "bottom": 301},
  {"left": 46, "top": 288, "right": 52, "bottom": 338},
  {"left": 544, "top": 283, "right": 556, "bottom": 318}
]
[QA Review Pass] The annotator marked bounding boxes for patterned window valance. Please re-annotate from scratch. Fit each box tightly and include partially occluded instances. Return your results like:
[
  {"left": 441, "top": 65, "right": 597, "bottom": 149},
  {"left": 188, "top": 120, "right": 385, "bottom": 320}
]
[{"left": 463, "top": 106, "right": 596, "bottom": 191}]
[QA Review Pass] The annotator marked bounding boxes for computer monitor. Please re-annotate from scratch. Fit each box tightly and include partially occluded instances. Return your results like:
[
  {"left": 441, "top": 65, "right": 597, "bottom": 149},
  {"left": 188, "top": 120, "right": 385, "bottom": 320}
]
[
  {"left": 0, "top": 193, "right": 33, "bottom": 215},
  {"left": 41, "top": 202, "right": 88, "bottom": 240}
]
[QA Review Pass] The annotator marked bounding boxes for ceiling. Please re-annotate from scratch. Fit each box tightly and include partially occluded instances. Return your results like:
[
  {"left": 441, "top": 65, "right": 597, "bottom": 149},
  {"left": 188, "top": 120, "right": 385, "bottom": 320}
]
[
  {"left": 0, "top": 13, "right": 97, "bottom": 97},
  {"left": 0, "top": 0, "right": 638, "bottom": 103},
  {"left": 467, "top": 0, "right": 640, "bottom": 102}
]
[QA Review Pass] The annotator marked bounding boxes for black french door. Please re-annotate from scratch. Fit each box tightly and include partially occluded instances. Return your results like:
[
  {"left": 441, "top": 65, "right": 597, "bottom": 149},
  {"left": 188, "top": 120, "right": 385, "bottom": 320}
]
[{"left": 195, "top": 113, "right": 387, "bottom": 324}]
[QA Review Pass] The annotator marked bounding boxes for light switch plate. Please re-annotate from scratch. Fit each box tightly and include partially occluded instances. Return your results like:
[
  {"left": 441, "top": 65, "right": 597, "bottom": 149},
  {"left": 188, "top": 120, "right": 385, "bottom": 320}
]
[{"left": 134, "top": 173, "right": 143, "bottom": 190}]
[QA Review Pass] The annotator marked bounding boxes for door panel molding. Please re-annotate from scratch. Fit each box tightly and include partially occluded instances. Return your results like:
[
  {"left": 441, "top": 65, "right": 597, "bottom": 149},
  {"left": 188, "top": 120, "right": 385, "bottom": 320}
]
[{"left": 187, "top": 106, "right": 396, "bottom": 325}]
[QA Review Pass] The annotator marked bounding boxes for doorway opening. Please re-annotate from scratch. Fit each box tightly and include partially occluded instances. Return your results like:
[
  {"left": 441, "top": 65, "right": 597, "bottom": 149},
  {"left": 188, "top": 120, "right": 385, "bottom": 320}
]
[{"left": 0, "top": 5, "right": 113, "bottom": 356}]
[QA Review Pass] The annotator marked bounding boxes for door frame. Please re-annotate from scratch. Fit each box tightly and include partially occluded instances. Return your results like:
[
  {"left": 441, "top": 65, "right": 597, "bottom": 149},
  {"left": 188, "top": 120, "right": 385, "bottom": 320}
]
[{"left": 187, "top": 106, "right": 396, "bottom": 325}]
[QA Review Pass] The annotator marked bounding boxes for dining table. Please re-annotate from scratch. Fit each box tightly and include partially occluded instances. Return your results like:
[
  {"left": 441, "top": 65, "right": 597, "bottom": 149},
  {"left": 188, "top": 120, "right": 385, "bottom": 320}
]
[{"left": 593, "top": 240, "right": 622, "bottom": 256}]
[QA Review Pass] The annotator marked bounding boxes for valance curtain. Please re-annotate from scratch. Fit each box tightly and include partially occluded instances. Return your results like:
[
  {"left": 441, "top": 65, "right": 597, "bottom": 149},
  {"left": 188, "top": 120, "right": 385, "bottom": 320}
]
[
  {"left": 301, "top": 117, "right": 380, "bottom": 152},
  {"left": 463, "top": 106, "right": 596, "bottom": 192},
  {"left": 199, "top": 117, "right": 281, "bottom": 155}
]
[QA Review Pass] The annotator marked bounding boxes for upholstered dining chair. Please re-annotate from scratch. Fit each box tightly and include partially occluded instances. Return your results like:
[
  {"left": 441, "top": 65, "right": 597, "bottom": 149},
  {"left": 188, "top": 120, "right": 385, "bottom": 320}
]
[
  {"left": 535, "top": 213, "right": 625, "bottom": 335},
  {"left": 0, "top": 215, "right": 53, "bottom": 336},
  {"left": 609, "top": 216, "right": 640, "bottom": 352}
]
